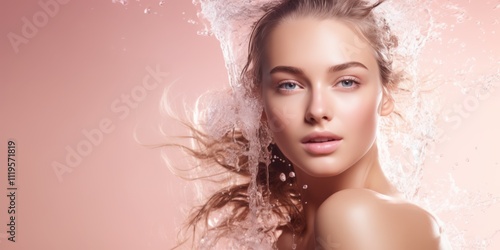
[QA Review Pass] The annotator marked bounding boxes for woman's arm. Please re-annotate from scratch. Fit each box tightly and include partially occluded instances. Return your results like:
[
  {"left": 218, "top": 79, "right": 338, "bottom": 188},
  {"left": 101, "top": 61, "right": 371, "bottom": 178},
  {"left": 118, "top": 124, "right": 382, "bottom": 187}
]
[{"left": 315, "top": 188, "right": 450, "bottom": 250}]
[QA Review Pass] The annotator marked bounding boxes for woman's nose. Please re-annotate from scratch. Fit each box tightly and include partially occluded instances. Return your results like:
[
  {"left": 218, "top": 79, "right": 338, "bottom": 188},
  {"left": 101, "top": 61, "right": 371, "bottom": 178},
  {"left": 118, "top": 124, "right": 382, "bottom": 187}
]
[{"left": 304, "top": 89, "right": 333, "bottom": 124}]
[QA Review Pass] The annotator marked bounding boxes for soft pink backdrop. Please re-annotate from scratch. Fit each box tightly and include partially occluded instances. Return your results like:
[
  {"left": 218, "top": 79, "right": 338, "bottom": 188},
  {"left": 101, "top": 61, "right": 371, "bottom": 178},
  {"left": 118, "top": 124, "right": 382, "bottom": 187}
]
[{"left": 0, "top": 0, "right": 498, "bottom": 249}]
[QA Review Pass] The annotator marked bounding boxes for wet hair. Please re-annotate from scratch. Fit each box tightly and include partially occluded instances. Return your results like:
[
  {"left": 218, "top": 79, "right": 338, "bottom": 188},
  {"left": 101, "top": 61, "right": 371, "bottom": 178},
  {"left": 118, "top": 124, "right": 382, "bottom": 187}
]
[{"left": 172, "top": 0, "right": 402, "bottom": 248}]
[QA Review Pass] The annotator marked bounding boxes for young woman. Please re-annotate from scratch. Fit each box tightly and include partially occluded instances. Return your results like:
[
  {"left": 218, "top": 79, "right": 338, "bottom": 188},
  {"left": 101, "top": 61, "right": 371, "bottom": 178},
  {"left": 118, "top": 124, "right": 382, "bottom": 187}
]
[{"left": 168, "top": 0, "right": 451, "bottom": 249}]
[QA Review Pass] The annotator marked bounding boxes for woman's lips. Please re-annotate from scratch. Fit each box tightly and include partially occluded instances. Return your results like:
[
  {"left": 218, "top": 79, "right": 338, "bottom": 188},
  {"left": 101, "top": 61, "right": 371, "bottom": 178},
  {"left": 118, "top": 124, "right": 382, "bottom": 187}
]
[
  {"left": 301, "top": 132, "right": 343, "bottom": 155},
  {"left": 302, "top": 139, "right": 342, "bottom": 155}
]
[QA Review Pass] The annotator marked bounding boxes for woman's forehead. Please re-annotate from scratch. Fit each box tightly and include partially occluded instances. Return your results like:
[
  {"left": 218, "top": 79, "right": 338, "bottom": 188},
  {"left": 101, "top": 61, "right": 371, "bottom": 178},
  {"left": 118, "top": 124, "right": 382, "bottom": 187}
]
[{"left": 262, "top": 17, "right": 378, "bottom": 73}]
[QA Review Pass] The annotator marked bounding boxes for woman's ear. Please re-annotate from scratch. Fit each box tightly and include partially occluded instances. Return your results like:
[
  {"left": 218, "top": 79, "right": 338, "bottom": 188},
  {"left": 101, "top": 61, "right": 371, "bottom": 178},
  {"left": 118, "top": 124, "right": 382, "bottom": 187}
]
[{"left": 379, "top": 86, "right": 394, "bottom": 116}]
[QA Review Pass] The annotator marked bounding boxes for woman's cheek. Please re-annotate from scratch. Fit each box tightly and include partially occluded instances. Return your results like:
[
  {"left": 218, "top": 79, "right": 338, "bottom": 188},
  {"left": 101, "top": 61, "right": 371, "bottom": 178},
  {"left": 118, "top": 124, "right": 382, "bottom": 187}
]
[
  {"left": 355, "top": 101, "right": 379, "bottom": 138},
  {"left": 267, "top": 111, "right": 289, "bottom": 133},
  {"left": 340, "top": 98, "right": 378, "bottom": 137},
  {"left": 265, "top": 100, "right": 301, "bottom": 133}
]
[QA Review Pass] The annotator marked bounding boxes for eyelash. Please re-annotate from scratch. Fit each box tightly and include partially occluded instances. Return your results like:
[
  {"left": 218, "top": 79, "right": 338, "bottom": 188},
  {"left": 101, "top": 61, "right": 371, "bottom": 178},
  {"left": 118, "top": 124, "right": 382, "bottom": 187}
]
[
  {"left": 335, "top": 77, "right": 361, "bottom": 89},
  {"left": 276, "top": 77, "right": 361, "bottom": 92},
  {"left": 277, "top": 81, "right": 302, "bottom": 92}
]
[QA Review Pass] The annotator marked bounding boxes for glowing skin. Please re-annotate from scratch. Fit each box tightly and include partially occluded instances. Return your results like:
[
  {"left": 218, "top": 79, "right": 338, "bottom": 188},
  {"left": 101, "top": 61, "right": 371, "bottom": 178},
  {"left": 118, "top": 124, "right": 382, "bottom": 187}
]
[
  {"left": 262, "top": 18, "right": 392, "bottom": 179},
  {"left": 260, "top": 18, "right": 447, "bottom": 249}
]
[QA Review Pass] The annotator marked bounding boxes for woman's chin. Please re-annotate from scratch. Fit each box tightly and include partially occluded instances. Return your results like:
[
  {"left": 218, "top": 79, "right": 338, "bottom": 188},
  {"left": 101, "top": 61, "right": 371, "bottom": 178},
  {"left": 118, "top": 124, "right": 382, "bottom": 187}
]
[{"left": 296, "top": 164, "right": 350, "bottom": 178}]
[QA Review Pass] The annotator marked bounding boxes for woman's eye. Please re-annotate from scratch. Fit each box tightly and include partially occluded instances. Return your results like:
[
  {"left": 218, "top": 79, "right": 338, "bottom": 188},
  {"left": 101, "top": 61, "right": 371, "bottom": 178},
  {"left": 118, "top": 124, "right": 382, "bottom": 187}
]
[
  {"left": 278, "top": 82, "right": 299, "bottom": 90},
  {"left": 337, "top": 79, "right": 359, "bottom": 88}
]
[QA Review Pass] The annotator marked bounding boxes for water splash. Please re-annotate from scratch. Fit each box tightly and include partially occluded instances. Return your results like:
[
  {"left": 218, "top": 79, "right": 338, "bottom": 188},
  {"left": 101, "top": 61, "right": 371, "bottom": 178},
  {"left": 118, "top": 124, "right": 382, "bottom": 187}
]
[{"left": 187, "top": 0, "right": 500, "bottom": 248}]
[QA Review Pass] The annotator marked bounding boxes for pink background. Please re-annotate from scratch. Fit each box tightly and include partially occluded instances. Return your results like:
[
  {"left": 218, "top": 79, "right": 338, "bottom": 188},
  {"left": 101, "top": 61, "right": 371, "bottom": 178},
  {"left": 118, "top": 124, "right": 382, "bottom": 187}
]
[{"left": 0, "top": 0, "right": 498, "bottom": 249}]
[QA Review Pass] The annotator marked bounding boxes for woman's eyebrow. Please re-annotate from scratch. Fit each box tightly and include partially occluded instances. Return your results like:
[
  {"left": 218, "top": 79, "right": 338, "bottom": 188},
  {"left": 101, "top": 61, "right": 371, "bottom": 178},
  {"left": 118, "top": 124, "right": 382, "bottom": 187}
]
[
  {"left": 269, "top": 61, "right": 368, "bottom": 75},
  {"left": 329, "top": 61, "right": 368, "bottom": 72}
]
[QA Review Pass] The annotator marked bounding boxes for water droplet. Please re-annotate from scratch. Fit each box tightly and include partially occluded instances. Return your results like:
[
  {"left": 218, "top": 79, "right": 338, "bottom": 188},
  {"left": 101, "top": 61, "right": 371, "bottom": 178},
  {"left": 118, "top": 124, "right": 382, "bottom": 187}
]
[
  {"left": 196, "top": 30, "right": 209, "bottom": 36},
  {"left": 279, "top": 173, "right": 286, "bottom": 182},
  {"left": 285, "top": 215, "right": 291, "bottom": 222},
  {"left": 112, "top": 0, "right": 128, "bottom": 5},
  {"left": 289, "top": 171, "right": 295, "bottom": 178},
  {"left": 187, "top": 19, "right": 196, "bottom": 24},
  {"left": 159, "top": 0, "right": 165, "bottom": 6},
  {"left": 302, "top": 184, "right": 308, "bottom": 190},
  {"left": 304, "top": 201, "right": 308, "bottom": 204},
  {"left": 144, "top": 7, "right": 151, "bottom": 14}
]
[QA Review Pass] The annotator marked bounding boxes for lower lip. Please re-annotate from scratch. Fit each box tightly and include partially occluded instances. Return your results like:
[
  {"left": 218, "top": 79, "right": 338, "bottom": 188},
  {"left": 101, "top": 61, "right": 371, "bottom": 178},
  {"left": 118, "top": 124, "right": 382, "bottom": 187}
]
[{"left": 302, "top": 140, "right": 342, "bottom": 155}]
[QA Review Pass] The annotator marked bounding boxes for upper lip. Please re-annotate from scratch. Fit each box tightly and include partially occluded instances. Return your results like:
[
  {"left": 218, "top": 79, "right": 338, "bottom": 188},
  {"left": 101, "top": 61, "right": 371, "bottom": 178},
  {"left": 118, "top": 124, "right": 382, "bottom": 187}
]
[{"left": 301, "top": 131, "right": 343, "bottom": 143}]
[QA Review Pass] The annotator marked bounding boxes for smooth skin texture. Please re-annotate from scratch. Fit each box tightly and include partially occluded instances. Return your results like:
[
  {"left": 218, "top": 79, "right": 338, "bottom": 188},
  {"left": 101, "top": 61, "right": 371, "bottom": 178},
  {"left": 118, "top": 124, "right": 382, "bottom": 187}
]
[
  {"left": 260, "top": 17, "right": 449, "bottom": 249},
  {"left": 315, "top": 189, "right": 448, "bottom": 250}
]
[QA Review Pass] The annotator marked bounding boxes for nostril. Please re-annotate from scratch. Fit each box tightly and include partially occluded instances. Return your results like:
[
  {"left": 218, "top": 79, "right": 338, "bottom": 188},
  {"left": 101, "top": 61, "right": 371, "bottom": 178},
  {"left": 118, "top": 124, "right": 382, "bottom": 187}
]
[{"left": 305, "top": 112, "right": 332, "bottom": 124}]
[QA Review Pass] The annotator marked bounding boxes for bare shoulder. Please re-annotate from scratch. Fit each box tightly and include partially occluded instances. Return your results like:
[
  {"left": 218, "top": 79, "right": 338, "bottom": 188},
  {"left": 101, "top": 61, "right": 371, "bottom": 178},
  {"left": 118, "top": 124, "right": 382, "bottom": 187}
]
[{"left": 315, "top": 188, "right": 451, "bottom": 250}]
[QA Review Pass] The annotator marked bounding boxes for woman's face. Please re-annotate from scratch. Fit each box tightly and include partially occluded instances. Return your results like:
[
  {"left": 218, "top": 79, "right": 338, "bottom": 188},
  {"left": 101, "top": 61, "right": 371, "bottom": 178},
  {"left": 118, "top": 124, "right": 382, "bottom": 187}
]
[{"left": 261, "top": 17, "right": 393, "bottom": 177}]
